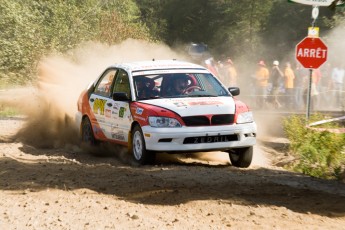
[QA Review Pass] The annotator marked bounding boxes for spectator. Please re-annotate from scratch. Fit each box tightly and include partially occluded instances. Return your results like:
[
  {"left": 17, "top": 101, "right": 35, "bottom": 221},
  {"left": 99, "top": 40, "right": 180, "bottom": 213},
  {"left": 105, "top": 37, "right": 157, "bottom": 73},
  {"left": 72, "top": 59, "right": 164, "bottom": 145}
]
[
  {"left": 270, "top": 60, "right": 284, "bottom": 108},
  {"left": 319, "top": 63, "right": 332, "bottom": 109},
  {"left": 331, "top": 63, "right": 345, "bottom": 108},
  {"left": 225, "top": 58, "right": 238, "bottom": 87},
  {"left": 283, "top": 62, "right": 295, "bottom": 110},
  {"left": 294, "top": 63, "right": 308, "bottom": 110},
  {"left": 302, "top": 69, "right": 319, "bottom": 111},
  {"left": 204, "top": 58, "right": 219, "bottom": 77},
  {"left": 312, "top": 68, "right": 322, "bottom": 109},
  {"left": 216, "top": 60, "right": 226, "bottom": 83},
  {"left": 255, "top": 60, "right": 270, "bottom": 108}
]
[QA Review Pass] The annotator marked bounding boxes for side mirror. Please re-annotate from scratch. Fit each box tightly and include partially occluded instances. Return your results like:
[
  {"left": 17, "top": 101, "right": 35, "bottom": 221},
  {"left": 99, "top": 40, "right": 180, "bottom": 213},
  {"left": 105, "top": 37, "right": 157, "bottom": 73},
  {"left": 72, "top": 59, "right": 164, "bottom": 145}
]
[
  {"left": 112, "top": 92, "right": 130, "bottom": 101},
  {"left": 228, "top": 87, "right": 240, "bottom": 96}
]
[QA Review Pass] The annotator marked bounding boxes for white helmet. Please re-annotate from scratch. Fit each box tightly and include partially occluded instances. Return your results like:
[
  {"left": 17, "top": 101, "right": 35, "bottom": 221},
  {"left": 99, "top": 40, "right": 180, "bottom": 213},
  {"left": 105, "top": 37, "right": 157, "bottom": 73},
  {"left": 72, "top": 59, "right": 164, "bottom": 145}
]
[{"left": 273, "top": 60, "right": 279, "bottom": 66}]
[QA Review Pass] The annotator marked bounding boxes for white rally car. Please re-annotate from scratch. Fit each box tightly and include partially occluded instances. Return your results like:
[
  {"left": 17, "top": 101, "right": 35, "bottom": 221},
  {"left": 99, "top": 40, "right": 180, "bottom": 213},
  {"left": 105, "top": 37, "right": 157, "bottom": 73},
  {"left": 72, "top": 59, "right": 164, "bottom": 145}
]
[{"left": 76, "top": 60, "right": 256, "bottom": 167}]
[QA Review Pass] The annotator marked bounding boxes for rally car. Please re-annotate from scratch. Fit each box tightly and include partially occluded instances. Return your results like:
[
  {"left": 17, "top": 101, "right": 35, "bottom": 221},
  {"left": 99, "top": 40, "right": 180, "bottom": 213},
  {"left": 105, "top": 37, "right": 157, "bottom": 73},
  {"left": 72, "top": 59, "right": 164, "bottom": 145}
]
[{"left": 76, "top": 60, "right": 257, "bottom": 167}]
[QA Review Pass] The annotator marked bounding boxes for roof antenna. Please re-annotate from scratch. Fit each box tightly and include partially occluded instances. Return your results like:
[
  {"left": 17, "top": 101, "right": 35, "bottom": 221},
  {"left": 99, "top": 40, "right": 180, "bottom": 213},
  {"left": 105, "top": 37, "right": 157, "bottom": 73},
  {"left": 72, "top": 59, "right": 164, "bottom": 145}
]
[{"left": 152, "top": 58, "right": 155, "bottom": 61}]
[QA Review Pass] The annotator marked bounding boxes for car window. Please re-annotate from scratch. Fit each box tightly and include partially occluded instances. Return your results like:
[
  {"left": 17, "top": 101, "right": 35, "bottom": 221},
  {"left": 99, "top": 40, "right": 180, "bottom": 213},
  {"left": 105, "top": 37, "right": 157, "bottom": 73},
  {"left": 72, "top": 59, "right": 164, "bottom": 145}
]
[
  {"left": 113, "top": 69, "right": 131, "bottom": 99},
  {"left": 94, "top": 69, "right": 117, "bottom": 97},
  {"left": 196, "top": 73, "right": 229, "bottom": 96},
  {"left": 133, "top": 75, "right": 161, "bottom": 100},
  {"left": 133, "top": 73, "right": 229, "bottom": 98}
]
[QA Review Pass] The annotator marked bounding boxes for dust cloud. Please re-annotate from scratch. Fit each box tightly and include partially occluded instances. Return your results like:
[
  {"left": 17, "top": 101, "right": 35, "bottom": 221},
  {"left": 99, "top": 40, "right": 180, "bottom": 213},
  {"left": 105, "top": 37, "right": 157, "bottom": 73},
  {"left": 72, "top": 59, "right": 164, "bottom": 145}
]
[{"left": 10, "top": 39, "right": 188, "bottom": 148}]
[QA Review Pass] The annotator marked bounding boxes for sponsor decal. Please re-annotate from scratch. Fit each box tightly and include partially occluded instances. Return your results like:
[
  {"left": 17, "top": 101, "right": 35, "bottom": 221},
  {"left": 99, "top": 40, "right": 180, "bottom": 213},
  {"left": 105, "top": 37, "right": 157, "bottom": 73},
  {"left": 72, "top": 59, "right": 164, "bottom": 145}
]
[
  {"left": 136, "top": 107, "right": 144, "bottom": 115},
  {"left": 133, "top": 115, "right": 146, "bottom": 121},
  {"left": 97, "top": 118, "right": 105, "bottom": 123},
  {"left": 105, "top": 109, "right": 111, "bottom": 118},
  {"left": 173, "top": 102, "right": 188, "bottom": 107},
  {"left": 119, "top": 107, "right": 126, "bottom": 118},
  {"left": 188, "top": 101, "right": 222, "bottom": 106},
  {"left": 184, "top": 134, "right": 238, "bottom": 144},
  {"left": 93, "top": 98, "right": 106, "bottom": 115},
  {"left": 111, "top": 131, "right": 125, "bottom": 141},
  {"left": 170, "top": 98, "right": 224, "bottom": 107},
  {"left": 111, "top": 124, "right": 117, "bottom": 132}
]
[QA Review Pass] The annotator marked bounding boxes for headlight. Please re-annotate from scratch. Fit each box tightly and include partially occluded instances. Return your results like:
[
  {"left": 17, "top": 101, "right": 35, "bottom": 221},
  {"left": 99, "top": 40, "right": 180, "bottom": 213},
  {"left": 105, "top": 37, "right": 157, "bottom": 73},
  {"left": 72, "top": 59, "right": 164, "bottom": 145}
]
[
  {"left": 148, "top": 116, "right": 182, "bottom": 127},
  {"left": 236, "top": 111, "right": 254, "bottom": 124}
]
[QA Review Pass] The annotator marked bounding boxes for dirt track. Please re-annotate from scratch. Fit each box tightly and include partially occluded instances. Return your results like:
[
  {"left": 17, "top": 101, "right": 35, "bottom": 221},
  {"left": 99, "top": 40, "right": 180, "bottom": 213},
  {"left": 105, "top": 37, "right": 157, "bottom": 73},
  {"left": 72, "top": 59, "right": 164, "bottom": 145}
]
[{"left": 1, "top": 117, "right": 345, "bottom": 230}]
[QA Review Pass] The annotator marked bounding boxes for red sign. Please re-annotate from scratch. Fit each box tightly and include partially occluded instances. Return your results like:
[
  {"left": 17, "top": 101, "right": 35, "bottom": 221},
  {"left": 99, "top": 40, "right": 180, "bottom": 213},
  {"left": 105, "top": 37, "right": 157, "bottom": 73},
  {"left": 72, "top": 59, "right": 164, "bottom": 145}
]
[{"left": 296, "top": 37, "right": 328, "bottom": 69}]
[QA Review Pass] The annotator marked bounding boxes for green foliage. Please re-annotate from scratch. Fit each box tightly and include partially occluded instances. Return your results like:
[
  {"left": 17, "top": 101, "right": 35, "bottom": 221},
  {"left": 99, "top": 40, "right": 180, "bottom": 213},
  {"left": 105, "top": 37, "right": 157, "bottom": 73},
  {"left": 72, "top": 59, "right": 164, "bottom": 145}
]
[
  {"left": 145, "top": 0, "right": 274, "bottom": 59},
  {"left": 135, "top": 0, "right": 169, "bottom": 41},
  {"left": 0, "top": 1, "right": 44, "bottom": 84},
  {"left": 0, "top": 0, "right": 151, "bottom": 84},
  {"left": 283, "top": 114, "right": 345, "bottom": 180},
  {"left": 0, "top": 105, "right": 19, "bottom": 117},
  {"left": 98, "top": 0, "right": 152, "bottom": 44}
]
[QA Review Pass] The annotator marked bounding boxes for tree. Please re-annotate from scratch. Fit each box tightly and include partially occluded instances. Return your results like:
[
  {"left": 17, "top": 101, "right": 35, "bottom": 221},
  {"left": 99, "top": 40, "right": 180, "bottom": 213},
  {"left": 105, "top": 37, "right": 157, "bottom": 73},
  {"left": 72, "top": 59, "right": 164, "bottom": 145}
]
[
  {"left": 0, "top": 0, "right": 151, "bottom": 84},
  {"left": 136, "top": 0, "right": 274, "bottom": 60}
]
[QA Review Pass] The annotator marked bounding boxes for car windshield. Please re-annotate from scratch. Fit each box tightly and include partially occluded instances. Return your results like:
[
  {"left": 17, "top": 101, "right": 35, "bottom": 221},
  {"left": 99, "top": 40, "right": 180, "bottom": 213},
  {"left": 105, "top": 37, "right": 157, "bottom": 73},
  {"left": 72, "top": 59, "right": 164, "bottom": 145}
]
[{"left": 133, "top": 73, "right": 230, "bottom": 100}]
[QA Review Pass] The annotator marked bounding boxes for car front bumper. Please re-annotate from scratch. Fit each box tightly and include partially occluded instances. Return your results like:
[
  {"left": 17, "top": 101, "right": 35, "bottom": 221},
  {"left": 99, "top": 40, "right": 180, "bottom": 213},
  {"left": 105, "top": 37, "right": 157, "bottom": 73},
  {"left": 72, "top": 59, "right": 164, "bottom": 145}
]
[{"left": 142, "top": 122, "right": 257, "bottom": 152}]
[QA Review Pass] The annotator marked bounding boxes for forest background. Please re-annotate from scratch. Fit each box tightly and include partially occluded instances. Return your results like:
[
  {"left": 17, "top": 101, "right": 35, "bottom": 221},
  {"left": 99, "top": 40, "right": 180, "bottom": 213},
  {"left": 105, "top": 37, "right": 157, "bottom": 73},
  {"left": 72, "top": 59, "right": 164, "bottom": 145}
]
[{"left": 0, "top": 0, "right": 344, "bottom": 85}]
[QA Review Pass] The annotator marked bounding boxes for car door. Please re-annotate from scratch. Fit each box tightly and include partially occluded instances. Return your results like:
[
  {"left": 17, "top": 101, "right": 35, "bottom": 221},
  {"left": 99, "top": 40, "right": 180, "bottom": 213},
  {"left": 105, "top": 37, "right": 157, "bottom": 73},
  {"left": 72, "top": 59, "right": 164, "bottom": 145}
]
[
  {"left": 89, "top": 69, "right": 117, "bottom": 140},
  {"left": 107, "top": 69, "right": 132, "bottom": 143}
]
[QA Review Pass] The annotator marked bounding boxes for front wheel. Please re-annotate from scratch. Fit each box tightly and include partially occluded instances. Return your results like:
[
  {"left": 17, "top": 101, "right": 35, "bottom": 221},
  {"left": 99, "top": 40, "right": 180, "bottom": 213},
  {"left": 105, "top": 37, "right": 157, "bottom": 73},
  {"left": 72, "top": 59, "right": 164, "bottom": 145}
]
[
  {"left": 228, "top": 146, "right": 253, "bottom": 168},
  {"left": 131, "top": 125, "right": 155, "bottom": 165}
]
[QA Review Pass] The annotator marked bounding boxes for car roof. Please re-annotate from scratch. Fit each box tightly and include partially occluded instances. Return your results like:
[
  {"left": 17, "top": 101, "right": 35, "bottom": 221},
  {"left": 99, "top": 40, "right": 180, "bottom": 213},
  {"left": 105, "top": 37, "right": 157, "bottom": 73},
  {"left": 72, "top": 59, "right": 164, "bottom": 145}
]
[{"left": 109, "top": 60, "right": 207, "bottom": 73}]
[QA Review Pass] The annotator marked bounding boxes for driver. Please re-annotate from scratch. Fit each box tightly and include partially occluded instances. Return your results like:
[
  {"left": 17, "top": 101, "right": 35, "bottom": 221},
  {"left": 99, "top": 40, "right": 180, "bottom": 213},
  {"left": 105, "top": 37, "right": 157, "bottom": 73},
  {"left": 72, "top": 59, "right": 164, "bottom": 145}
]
[{"left": 167, "top": 74, "right": 190, "bottom": 96}]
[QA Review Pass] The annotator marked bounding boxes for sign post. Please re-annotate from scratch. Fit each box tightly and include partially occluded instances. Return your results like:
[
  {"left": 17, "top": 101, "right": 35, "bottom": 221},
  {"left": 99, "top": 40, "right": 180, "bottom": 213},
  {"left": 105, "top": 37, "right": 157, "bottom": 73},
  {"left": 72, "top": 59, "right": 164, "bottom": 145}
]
[
  {"left": 295, "top": 37, "right": 328, "bottom": 120},
  {"left": 289, "top": 0, "right": 336, "bottom": 121}
]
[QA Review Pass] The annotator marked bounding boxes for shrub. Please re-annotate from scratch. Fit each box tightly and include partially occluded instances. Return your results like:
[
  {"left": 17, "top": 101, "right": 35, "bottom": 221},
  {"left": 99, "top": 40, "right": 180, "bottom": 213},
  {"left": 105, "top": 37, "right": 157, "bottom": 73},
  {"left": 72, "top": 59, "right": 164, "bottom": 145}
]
[{"left": 283, "top": 114, "right": 345, "bottom": 180}]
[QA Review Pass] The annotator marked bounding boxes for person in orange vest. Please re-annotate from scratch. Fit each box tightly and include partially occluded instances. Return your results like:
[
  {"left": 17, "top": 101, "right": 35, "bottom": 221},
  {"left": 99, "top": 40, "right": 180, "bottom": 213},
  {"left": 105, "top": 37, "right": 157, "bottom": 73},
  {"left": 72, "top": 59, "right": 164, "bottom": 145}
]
[
  {"left": 283, "top": 62, "right": 295, "bottom": 110},
  {"left": 255, "top": 60, "right": 270, "bottom": 108}
]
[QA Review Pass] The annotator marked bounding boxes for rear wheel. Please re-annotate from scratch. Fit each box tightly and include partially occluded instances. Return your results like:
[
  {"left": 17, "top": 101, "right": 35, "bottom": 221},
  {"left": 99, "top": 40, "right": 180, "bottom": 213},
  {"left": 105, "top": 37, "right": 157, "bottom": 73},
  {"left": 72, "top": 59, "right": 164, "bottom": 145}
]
[
  {"left": 81, "top": 117, "right": 99, "bottom": 146},
  {"left": 131, "top": 125, "right": 155, "bottom": 165},
  {"left": 228, "top": 146, "right": 253, "bottom": 168}
]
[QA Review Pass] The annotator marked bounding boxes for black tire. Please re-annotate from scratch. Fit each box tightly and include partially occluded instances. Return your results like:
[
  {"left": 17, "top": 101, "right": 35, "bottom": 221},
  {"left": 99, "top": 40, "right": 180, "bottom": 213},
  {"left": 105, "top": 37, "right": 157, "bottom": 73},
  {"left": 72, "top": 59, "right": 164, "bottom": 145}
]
[
  {"left": 131, "top": 125, "right": 155, "bottom": 165},
  {"left": 228, "top": 146, "right": 253, "bottom": 168},
  {"left": 81, "top": 117, "right": 99, "bottom": 146}
]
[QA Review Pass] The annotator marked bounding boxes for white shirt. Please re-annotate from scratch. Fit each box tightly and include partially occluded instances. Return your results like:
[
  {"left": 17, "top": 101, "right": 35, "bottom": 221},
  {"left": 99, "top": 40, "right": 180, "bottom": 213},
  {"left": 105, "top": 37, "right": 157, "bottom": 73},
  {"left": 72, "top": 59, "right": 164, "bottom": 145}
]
[{"left": 331, "top": 67, "right": 344, "bottom": 84}]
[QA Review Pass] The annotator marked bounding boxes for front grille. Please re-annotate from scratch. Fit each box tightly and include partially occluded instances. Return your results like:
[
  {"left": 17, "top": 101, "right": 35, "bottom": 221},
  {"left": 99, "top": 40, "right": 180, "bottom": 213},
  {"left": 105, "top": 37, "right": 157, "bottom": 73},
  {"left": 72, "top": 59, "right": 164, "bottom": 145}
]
[
  {"left": 182, "top": 114, "right": 234, "bottom": 126},
  {"left": 211, "top": 114, "right": 234, "bottom": 125},
  {"left": 182, "top": 116, "right": 210, "bottom": 126}
]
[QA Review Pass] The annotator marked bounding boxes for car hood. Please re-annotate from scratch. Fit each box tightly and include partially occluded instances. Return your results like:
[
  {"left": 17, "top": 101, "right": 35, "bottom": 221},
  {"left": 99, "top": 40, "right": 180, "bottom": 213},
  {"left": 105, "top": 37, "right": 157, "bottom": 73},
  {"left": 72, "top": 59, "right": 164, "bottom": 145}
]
[{"left": 142, "top": 97, "right": 235, "bottom": 116}]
